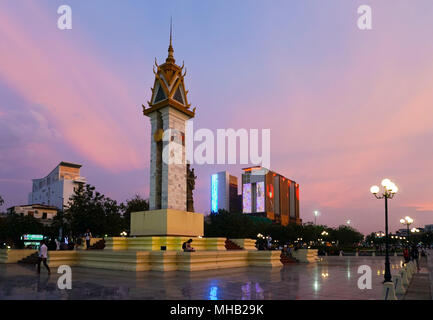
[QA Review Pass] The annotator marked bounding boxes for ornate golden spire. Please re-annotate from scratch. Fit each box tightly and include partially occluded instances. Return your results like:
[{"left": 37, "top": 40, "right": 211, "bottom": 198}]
[
  {"left": 142, "top": 20, "right": 195, "bottom": 119},
  {"left": 166, "top": 18, "right": 175, "bottom": 64}
]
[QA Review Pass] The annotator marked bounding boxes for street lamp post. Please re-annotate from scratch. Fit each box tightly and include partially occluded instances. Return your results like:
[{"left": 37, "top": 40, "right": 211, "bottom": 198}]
[
  {"left": 370, "top": 179, "right": 398, "bottom": 283},
  {"left": 314, "top": 211, "right": 319, "bottom": 225},
  {"left": 400, "top": 216, "right": 413, "bottom": 247}
]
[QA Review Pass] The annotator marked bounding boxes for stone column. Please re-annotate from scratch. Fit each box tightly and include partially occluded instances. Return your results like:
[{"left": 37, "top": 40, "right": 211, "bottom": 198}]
[
  {"left": 148, "top": 112, "right": 163, "bottom": 210},
  {"left": 160, "top": 107, "right": 189, "bottom": 211}
]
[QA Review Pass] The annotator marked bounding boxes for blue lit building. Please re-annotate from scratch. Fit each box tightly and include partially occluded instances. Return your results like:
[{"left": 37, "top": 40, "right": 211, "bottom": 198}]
[{"left": 210, "top": 171, "right": 240, "bottom": 213}]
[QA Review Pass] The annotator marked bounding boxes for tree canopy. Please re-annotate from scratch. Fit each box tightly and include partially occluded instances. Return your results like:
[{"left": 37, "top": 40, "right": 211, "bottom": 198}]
[
  {"left": 205, "top": 210, "right": 365, "bottom": 247},
  {"left": 62, "top": 184, "right": 126, "bottom": 238},
  {"left": 121, "top": 195, "right": 149, "bottom": 232},
  {"left": 0, "top": 213, "right": 45, "bottom": 248}
]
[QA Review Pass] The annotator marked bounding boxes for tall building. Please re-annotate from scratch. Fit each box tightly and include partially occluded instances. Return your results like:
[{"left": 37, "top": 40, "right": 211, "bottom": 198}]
[
  {"left": 28, "top": 161, "right": 86, "bottom": 210},
  {"left": 210, "top": 171, "right": 240, "bottom": 213},
  {"left": 242, "top": 166, "right": 301, "bottom": 226}
]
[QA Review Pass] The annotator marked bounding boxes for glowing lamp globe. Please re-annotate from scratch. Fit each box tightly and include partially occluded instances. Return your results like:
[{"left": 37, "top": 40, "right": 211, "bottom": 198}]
[
  {"left": 381, "top": 178, "right": 392, "bottom": 188},
  {"left": 388, "top": 182, "right": 398, "bottom": 193},
  {"left": 370, "top": 185, "right": 380, "bottom": 194}
]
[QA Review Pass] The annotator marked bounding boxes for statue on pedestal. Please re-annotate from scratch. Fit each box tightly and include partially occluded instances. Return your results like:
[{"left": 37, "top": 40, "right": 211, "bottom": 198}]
[{"left": 186, "top": 163, "right": 196, "bottom": 212}]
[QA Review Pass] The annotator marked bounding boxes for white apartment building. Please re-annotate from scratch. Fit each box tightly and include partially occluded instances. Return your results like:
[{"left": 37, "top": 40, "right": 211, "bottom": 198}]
[{"left": 28, "top": 161, "right": 86, "bottom": 210}]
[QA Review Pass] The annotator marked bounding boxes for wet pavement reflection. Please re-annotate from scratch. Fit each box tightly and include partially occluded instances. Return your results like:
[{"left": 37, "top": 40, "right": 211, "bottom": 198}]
[{"left": 0, "top": 256, "right": 404, "bottom": 300}]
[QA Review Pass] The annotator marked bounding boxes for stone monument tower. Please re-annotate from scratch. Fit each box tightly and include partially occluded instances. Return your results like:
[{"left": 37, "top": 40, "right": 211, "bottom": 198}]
[{"left": 130, "top": 25, "right": 203, "bottom": 237}]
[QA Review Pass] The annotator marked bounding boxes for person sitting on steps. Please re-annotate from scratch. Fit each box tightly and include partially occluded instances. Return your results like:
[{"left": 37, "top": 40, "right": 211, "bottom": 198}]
[{"left": 182, "top": 239, "right": 195, "bottom": 252}]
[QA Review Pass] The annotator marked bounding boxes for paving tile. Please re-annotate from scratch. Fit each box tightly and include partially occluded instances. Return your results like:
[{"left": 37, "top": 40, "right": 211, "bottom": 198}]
[{"left": 0, "top": 256, "right": 427, "bottom": 300}]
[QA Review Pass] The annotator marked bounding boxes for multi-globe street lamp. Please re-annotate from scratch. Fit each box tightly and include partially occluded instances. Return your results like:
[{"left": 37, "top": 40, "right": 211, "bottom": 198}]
[
  {"left": 370, "top": 178, "right": 398, "bottom": 283},
  {"left": 400, "top": 216, "right": 413, "bottom": 246}
]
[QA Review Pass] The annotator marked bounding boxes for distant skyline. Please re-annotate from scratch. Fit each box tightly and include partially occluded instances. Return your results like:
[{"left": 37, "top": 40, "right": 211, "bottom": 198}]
[{"left": 1, "top": 1, "right": 433, "bottom": 234}]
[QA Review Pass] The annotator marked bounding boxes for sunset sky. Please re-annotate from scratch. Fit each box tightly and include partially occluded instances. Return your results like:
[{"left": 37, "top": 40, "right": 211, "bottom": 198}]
[{"left": 1, "top": 0, "right": 432, "bottom": 234}]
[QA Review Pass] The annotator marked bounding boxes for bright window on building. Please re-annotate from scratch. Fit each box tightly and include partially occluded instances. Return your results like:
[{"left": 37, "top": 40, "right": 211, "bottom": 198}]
[
  {"left": 243, "top": 183, "right": 252, "bottom": 213},
  {"left": 256, "top": 182, "right": 265, "bottom": 212}
]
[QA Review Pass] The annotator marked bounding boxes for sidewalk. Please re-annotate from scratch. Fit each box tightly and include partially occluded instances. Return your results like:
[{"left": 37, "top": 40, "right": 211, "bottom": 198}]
[{"left": 403, "top": 250, "right": 432, "bottom": 300}]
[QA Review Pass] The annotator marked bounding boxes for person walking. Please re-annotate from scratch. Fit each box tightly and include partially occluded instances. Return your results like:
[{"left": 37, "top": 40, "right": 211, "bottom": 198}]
[
  {"left": 403, "top": 247, "right": 410, "bottom": 265},
  {"left": 37, "top": 240, "right": 51, "bottom": 274},
  {"left": 84, "top": 229, "right": 92, "bottom": 250},
  {"left": 411, "top": 245, "right": 420, "bottom": 271},
  {"left": 267, "top": 236, "right": 272, "bottom": 250}
]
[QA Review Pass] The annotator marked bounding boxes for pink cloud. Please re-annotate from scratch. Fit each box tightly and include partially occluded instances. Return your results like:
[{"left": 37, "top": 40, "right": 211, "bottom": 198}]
[
  {"left": 403, "top": 202, "right": 433, "bottom": 213},
  {"left": 0, "top": 3, "right": 145, "bottom": 172}
]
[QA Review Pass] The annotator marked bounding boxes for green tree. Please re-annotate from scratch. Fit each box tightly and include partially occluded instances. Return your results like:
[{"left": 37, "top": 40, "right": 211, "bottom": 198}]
[
  {"left": 50, "top": 209, "right": 68, "bottom": 240},
  {"left": 0, "top": 213, "right": 45, "bottom": 248},
  {"left": 283, "top": 223, "right": 304, "bottom": 243},
  {"left": 0, "top": 195, "right": 4, "bottom": 208},
  {"left": 420, "top": 231, "right": 433, "bottom": 246},
  {"left": 204, "top": 210, "right": 267, "bottom": 239},
  {"left": 65, "top": 184, "right": 124, "bottom": 238},
  {"left": 365, "top": 232, "right": 378, "bottom": 246},
  {"left": 299, "top": 223, "right": 327, "bottom": 243},
  {"left": 121, "top": 195, "right": 149, "bottom": 232},
  {"left": 332, "top": 225, "right": 364, "bottom": 247}
]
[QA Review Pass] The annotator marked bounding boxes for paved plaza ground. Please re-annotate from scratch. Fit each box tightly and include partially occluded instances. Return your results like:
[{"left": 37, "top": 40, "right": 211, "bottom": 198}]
[
  {"left": 2, "top": 255, "right": 428, "bottom": 300},
  {"left": 403, "top": 251, "right": 432, "bottom": 300}
]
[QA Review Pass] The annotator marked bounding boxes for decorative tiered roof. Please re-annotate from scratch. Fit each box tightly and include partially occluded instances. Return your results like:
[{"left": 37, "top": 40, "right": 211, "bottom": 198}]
[{"left": 142, "top": 23, "right": 195, "bottom": 118}]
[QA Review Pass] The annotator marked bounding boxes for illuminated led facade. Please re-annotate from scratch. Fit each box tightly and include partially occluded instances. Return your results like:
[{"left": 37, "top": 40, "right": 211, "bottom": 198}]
[
  {"left": 242, "top": 167, "right": 301, "bottom": 226},
  {"left": 210, "top": 171, "right": 239, "bottom": 213},
  {"left": 242, "top": 183, "right": 252, "bottom": 213},
  {"left": 211, "top": 174, "right": 218, "bottom": 212}
]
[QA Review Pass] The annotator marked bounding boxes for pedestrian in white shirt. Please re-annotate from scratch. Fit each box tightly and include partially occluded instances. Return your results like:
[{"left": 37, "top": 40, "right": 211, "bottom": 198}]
[
  {"left": 84, "top": 229, "right": 92, "bottom": 250},
  {"left": 37, "top": 240, "right": 51, "bottom": 274}
]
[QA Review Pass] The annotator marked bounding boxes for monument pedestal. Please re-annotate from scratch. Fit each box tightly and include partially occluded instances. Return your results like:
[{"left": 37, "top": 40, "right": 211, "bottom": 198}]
[{"left": 130, "top": 209, "right": 204, "bottom": 237}]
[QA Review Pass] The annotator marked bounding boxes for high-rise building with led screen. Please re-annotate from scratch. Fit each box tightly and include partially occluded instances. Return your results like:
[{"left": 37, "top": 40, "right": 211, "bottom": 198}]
[{"left": 242, "top": 166, "right": 301, "bottom": 226}]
